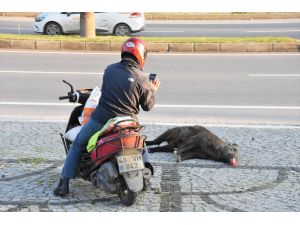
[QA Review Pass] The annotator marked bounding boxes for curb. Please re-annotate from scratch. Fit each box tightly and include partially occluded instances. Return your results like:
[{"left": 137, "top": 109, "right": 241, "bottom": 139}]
[{"left": 0, "top": 40, "right": 299, "bottom": 52}]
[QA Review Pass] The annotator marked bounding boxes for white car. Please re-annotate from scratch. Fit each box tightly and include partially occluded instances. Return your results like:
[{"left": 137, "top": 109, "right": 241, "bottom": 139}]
[{"left": 33, "top": 12, "right": 145, "bottom": 36}]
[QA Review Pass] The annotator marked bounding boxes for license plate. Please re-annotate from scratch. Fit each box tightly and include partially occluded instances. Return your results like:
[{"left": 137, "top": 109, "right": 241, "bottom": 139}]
[{"left": 117, "top": 153, "right": 144, "bottom": 173}]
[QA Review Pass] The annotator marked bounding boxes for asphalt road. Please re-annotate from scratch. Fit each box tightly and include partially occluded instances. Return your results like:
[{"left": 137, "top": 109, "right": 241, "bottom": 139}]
[
  {"left": 0, "top": 18, "right": 300, "bottom": 39},
  {"left": 0, "top": 50, "right": 299, "bottom": 126},
  {"left": 139, "top": 20, "right": 300, "bottom": 39}
]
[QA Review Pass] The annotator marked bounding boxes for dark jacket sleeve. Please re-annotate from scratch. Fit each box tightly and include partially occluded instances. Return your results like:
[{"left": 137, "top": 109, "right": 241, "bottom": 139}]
[{"left": 139, "top": 78, "right": 155, "bottom": 111}]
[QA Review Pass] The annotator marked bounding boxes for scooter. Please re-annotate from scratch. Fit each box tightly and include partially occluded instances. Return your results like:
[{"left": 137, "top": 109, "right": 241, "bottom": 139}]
[{"left": 58, "top": 80, "right": 153, "bottom": 206}]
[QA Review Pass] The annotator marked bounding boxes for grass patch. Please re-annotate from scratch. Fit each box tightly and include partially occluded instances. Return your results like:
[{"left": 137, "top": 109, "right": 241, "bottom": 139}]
[
  {"left": 17, "top": 157, "right": 45, "bottom": 165},
  {"left": 0, "top": 34, "right": 297, "bottom": 43}
]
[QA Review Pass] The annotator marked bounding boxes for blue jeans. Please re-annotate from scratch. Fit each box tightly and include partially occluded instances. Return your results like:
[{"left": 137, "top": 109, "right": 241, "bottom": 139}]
[{"left": 61, "top": 118, "right": 103, "bottom": 179}]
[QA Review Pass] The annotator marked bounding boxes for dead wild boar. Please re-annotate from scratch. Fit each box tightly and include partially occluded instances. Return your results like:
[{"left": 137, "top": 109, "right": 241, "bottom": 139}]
[{"left": 146, "top": 126, "right": 239, "bottom": 167}]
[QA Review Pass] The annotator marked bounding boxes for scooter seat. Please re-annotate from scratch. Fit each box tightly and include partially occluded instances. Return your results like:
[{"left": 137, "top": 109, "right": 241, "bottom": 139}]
[{"left": 86, "top": 116, "right": 142, "bottom": 153}]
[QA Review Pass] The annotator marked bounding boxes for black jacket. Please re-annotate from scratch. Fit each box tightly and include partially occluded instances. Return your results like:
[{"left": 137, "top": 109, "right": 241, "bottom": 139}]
[{"left": 91, "top": 57, "right": 155, "bottom": 125}]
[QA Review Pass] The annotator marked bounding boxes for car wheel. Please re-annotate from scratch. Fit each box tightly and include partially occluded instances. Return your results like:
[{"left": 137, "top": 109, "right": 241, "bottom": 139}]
[
  {"left": 113, "top": 23, "right": 131, "bottom": 36},
  {"left": 44, "top": 22, "right": 62, "bottom": 35}
]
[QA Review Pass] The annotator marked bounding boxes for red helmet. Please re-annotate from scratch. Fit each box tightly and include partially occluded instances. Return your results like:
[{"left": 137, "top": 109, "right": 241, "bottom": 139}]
[{"left": 121, "top": 37, "right": 147, "bottom": 68}]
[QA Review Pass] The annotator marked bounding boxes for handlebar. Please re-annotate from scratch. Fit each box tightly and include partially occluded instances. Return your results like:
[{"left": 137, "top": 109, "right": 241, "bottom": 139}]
[
  {"left": 63, "top": 80, "right": 74, "bottom": 93},
  {"left": 59, "top": 80, "right": 78, "bottom": 102},
  {"left": 59, "top": 80, "right": 93, "bottom": 104},
  {"left": 59, "top": 96, "right": 70, "bottom": 100}
]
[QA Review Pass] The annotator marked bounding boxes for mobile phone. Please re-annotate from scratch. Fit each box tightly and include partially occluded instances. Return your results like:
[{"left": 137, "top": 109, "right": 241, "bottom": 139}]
[{"left": 149, "top": 73, "right": 157, "bottom": 81}]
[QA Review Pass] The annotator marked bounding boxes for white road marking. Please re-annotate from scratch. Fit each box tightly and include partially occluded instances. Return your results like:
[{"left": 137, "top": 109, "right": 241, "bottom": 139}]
[
  {"left": 141, "top": 30, "right": 184, "bottom": 33},
  {"left": 155, "top": 104, "right": 300, "bottom": 110},
  {"left": 2, "top": 72, "right": 300, "bottom": 78},
  {"left": 0, "top": 70, "right": 102, "bottom": 75},
  {"left": 0, "top": 102, "right": 79, "bottom": 106},
  {"left": 142, "top": 122, "right": 300, "bottom": 129},
  {"left": 249, "top": 74, "right": 300, "bottom": 77},
  {"left": 0, "top": 118, "right": 299, "bottom": 129},
  {"left": 246, "top": 29, "right": 300, "bottom": 33},
  {"left": 1, "top": 102, "right": 300, "bottom": 110}
]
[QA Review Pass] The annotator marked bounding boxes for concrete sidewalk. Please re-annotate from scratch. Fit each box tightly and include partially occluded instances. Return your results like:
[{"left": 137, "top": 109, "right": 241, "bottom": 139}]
[{"left": 0, "top": 121, "right": 299, "bottom": 211}]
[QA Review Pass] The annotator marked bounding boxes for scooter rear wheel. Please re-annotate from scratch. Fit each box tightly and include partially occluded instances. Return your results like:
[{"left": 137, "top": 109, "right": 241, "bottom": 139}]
[{"left": 118, "top": 177, "right": 137, "bottom": 206}]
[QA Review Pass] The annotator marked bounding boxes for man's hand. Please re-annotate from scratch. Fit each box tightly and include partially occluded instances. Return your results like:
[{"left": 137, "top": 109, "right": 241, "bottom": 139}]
[{"left": 150, "top": 78, "right": 161, "bottom": 92}]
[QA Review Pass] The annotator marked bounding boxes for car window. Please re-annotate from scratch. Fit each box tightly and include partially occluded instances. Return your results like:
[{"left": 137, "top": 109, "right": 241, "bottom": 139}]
[{"left": 61, "top": 12, "right": 80, "bottom": 15}]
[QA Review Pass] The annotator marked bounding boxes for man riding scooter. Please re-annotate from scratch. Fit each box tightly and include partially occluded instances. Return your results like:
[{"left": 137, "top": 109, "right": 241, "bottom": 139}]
[{"left": 54, "top": 37, "right": 161, "bottom": 196}]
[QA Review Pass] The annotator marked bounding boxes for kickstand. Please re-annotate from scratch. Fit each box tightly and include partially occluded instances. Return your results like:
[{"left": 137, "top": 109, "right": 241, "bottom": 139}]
[{"left": 60, "top": 132, "right": 69, "bottom": 155}]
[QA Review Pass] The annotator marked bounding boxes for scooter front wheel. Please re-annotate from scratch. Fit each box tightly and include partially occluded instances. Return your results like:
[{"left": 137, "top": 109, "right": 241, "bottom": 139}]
[{"left": 118, "top": 177, "right": 137, "bottom": 206}]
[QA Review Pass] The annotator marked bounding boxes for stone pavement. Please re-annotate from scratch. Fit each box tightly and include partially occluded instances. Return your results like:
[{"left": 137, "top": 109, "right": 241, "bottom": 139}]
[{"left": 0, "top": 121, "right": 299, "bottom": 212}]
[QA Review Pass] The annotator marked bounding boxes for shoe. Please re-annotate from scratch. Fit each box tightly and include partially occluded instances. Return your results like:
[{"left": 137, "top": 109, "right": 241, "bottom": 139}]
[{"left": 53, "top": 177, "right": 70, "bottom": 196}]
